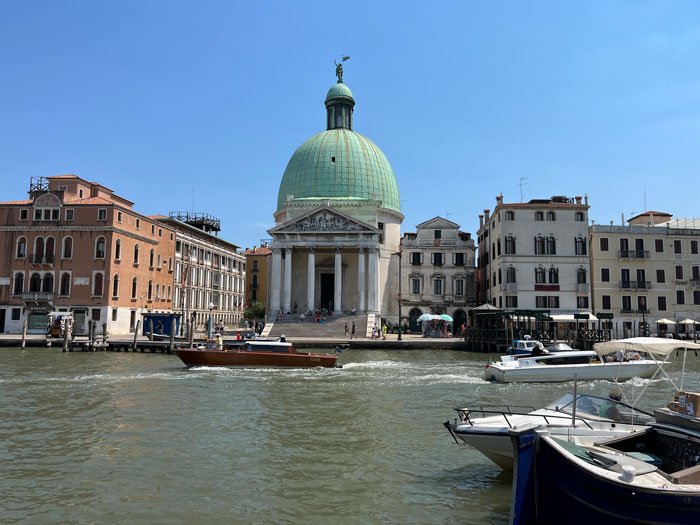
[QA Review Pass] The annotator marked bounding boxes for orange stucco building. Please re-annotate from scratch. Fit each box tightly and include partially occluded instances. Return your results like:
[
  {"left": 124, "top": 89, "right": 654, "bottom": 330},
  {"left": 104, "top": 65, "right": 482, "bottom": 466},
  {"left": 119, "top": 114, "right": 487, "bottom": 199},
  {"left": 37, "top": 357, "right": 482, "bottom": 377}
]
[{"left": 0, "top": 175, "right": 175, "bottom": 335}]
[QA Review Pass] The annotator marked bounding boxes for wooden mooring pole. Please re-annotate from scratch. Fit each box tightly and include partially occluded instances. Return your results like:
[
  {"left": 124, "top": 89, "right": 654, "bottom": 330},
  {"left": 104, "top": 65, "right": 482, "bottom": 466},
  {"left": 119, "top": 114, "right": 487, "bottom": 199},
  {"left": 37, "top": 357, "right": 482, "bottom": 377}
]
[
  {"left": 133, "top": 320, "right": 141, "bottom": 352},
  {"left": 21, "top": 320, "right": 28, "bottom": 348},
  {"left": 170, "top": 318, "right": 176, "bottom": 353}
]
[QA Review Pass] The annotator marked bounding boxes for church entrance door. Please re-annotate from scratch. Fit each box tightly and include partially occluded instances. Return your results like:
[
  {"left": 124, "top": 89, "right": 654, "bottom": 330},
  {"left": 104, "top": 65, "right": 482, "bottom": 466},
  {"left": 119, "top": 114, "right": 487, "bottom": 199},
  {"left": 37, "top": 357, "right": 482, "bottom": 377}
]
[{"left": 320, "top": 273, "right": 334, "bottom": 312}]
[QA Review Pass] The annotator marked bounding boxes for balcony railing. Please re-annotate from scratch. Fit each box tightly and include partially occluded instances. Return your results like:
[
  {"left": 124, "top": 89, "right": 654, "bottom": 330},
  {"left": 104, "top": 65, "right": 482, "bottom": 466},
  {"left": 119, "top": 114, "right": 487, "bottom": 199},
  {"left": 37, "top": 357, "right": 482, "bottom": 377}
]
[
  {"left": 577, "top": 283, "right": 590, "bottom": 293},
  {"left": 619, "top": 281, "right": 652, "bottom": 289},
  {"left": 501, "top": 282, "right": 518, "bottom": 292},
  {"left": 31, "top": 255, "right": 55, "bottom": 264},
  {"left": 618, "top": 250, "right": 650, "bottom": 259},
  {"left": 22, "top": 291, "right": 54, "bottom": 301}
]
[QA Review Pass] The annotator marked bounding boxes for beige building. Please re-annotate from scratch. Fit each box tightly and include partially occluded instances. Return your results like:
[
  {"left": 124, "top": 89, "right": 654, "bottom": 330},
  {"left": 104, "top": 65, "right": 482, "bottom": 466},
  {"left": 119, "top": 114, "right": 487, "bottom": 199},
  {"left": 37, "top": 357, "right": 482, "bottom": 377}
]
[
  {"left": 0, "top": 175, "right": 175, "bottom": 335},
  {"left": 589, "top": 211, "right": 700, "bottom": 336},
  {"left": 400, "top": 217, "right": 475, "bottom": 332},
  {"left": 243, "top": 244, "right": 271, "bottom": 311}
]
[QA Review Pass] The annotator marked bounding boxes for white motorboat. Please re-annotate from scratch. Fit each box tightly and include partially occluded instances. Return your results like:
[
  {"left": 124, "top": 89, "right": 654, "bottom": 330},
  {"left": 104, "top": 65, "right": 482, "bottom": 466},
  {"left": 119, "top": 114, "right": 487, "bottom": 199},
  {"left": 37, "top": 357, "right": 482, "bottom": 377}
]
[
  {"left": 484, "top": 349, "right": 659, "bottom": 383},
  {"left": 444, "top": 392, "right": 654, "bottom": 471}
]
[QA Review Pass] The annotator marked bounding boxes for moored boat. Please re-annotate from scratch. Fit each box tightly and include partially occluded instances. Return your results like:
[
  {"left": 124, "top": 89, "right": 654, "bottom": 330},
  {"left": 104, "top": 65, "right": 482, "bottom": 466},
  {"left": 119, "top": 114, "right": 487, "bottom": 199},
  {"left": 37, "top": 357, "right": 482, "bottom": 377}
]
[{"left": 173, "top": 338, "right": 339, "bottom": 368}]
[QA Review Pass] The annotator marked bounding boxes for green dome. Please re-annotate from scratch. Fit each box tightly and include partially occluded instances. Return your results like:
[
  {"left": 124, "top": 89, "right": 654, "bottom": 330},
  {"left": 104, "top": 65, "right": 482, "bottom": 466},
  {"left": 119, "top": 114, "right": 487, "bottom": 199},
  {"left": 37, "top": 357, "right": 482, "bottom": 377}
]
[
  {"left": 276, "top": 128, "right": 401, "bottom": 213},
  {"left": 325, "top": 83, "right": 354, "bottom": 103}
]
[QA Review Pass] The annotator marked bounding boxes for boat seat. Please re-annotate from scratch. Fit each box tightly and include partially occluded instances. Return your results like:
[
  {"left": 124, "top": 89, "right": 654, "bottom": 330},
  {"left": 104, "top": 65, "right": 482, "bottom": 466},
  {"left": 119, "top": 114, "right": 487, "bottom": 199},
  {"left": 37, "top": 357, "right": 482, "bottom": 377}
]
[{"left": 670, "top": 463, "right": 700, "bottom": 484}]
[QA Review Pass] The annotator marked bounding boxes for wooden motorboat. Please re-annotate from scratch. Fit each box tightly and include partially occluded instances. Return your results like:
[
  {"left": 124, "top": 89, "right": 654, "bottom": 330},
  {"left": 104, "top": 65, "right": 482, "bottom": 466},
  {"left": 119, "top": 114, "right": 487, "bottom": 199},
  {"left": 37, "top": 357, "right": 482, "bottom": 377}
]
[{"left": 173, "top": 338, "right": 339, "bottom": 368}]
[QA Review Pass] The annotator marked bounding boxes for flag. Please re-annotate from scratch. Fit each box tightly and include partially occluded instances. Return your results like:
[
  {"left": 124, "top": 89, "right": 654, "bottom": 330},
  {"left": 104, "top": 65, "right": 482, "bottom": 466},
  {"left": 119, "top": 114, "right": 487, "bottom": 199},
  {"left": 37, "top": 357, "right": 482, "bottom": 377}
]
[{"left": 342, "top": 55, "right": 350, "bottom": 61}]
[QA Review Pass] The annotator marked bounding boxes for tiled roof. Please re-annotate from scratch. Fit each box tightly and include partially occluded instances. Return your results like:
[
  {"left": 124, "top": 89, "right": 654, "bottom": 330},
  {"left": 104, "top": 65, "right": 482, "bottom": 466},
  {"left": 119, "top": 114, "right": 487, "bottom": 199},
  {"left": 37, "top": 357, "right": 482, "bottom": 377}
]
[
  {"left": 0, "top": 199, "right": 33, "bottom": 205},
  {"left": 244, "top": 247, "right": 272, "bottom": 255},
  {"left": 63, "top": 196, "right": 114, "bottom": 205}
]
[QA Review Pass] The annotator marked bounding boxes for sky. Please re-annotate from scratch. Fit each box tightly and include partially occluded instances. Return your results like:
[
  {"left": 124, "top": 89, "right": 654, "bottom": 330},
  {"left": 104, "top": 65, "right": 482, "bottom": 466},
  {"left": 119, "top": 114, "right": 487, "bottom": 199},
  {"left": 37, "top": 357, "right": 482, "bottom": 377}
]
[{"left": 2, "top": 1, "right": 700, "bottom": 250}]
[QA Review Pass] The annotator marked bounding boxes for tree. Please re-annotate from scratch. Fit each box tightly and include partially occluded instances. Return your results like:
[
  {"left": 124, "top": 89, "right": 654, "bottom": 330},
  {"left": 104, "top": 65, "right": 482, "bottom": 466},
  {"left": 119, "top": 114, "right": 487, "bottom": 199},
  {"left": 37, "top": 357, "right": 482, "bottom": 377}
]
[{"left": 244, "top": 301, "right": 266, "bottom": 323}]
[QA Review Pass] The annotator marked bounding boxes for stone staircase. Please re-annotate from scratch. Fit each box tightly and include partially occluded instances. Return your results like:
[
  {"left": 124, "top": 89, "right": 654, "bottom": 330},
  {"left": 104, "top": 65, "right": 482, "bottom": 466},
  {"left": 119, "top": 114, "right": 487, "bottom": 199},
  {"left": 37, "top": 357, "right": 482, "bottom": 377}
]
[{"left": 264, "top": 313, "right": 369, "bottom": 339}]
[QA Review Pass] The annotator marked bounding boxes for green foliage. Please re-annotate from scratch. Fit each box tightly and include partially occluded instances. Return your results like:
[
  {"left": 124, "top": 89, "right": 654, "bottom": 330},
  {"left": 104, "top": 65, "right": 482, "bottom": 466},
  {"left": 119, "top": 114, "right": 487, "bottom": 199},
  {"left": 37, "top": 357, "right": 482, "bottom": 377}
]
[{"left": 244, "top": 301, "right": 266, "bottom": 320}]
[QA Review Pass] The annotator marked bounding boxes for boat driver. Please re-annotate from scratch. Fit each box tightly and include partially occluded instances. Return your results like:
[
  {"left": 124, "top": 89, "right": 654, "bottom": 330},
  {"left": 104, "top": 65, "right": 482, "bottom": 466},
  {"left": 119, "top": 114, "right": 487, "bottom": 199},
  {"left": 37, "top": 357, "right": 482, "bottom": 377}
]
[{"left": 599, "top": 387, "right": 625, "bottom": 422}]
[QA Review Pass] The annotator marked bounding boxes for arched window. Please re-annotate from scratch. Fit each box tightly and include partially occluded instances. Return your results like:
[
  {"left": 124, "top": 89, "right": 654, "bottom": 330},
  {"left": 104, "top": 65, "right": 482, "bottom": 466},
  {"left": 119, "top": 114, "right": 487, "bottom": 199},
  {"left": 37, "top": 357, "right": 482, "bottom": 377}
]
[
  {"left": 549, "top": 267, "right": 559, "bottom": 284},
  {"left": 93, "top": 273, "right": 104, "bottom": 296},
  {"left": 114, "top": 239, "right": 121, "bottom": 261},
  {"left": 506, "top": 266, "right": 516, "bottom": 283},
  {"left": 45, "top": 237, "right": 55, "bottom": 263},
  {"left": 252, "top": 274, "right": 258, "bottom": 287},
  {"left": 534, "top": 235, "right": 545, "bottom": 255},
  {"left": 112, "top": 274, "right": 119, "bottom": 297},
  {"left": 505, "top": 235, "right": 516, "bottom": 254},
  {"left": 62, "top": 237, "right": 73, "bottom": 259},
  {"left": 60, "top": 273, "right": 71, "bottom": 296},
  {"left": 546, "top": 236, "right": 557, "bottom": 255},
  {"left": 535, "top": 267, "right": 545, "bottom": 284},
  {"left": 155, "top": 284, "right": 160, "bottom": 300},
  {"left": 546, "top": 211, "right": 556, "bottom": 221},
  {"left": 167, "top": 285, "right": 171, "bottom": 300},
  {"left": 131, "top": 277, "right": 138, "bottom": 299},
  {"left": 13, "top": 272, "right": 24, "bottom": 295},
  {"left": 95, "top": 237, "right": 106, "bottom": 259},
  {"left": 133, "top": 244, "right": 139, "bottom": 264},
  {"left": 16, "top": 236, "right": 27, "bottom": 258},
  {"left": 168, "top": 257, "right": 173, "bottom": 271},
  {"left": 157, "top": 254, "right": 162, "bottom": 269},
  {"left": 577, "top": 268, "right": 587, "bottom": 284},
  {"left": 149, "top": 248, "right": 155, "bottom": 268},
  {"left": 35, "top": 237, "right": 45, "bottom": 263},
  {"left": 29, "top": 272, "right": 41, "bottom": 292},
  {"left": 43, "top": 273, "right": 54, "bottom": 293},
  {"left": 575, "top": 236, "right": 587, "bottom": 255},
  {"left": 147, "top": 280, "right": 153, "bottom": 301}
]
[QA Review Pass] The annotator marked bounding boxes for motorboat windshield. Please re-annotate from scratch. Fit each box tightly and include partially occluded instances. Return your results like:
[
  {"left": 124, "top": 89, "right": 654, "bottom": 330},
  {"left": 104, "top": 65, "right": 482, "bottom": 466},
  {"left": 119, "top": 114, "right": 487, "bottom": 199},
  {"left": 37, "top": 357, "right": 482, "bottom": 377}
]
[{"left": 544, "top": 393, "right": 655, "bottom": 425}]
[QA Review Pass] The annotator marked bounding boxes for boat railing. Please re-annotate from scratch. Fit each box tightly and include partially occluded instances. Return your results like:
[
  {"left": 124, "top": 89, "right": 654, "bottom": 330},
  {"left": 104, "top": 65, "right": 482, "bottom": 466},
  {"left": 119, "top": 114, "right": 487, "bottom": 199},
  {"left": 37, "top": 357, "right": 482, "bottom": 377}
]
[{"left": 454, "top": 406, "right": 598, "bottom": 430}]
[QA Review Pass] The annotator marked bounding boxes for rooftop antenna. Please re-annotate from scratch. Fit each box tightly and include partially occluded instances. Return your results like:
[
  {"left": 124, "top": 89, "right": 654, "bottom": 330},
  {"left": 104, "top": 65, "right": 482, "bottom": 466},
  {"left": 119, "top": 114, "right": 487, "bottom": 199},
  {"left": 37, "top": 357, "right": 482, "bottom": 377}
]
[
  {"left": 519, "top": 177, "right": 528, "bottom": 203},
  {"left": 643, "top": 184, "right": 647, "bottom": 212},
  {"left": 191, "top": 187, "right": 195, "bottom": 213}
]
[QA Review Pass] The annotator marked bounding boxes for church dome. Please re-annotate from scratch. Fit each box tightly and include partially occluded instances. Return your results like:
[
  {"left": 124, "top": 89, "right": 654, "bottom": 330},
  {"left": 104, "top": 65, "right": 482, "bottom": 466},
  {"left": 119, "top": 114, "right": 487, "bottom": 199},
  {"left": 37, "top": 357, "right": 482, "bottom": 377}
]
[{"left": 276, "top": 81, "right": 400, "bottom": 213}]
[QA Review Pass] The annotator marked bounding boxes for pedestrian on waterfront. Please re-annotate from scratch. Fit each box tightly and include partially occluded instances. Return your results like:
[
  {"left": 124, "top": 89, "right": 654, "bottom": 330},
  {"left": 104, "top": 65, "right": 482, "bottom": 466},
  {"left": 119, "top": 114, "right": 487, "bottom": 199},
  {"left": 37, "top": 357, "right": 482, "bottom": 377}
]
[
  {"left": 345, "top": 322, "right": 349, "bottom": 338},
  {"left": 351, "top": 322, "right": 356, "bottom": 339},
  {"left": 381, "top": 324, "right": 387, "bottom": 340}
]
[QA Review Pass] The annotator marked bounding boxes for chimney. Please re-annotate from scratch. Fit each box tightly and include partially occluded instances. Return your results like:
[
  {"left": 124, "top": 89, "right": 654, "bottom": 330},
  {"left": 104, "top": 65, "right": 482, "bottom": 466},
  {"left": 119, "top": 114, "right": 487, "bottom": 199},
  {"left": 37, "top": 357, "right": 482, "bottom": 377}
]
[
  {"left": 479, "top": 214, "right": 484, "bottom": 228},
  {"left": 496, "top": 194, "right": 503, "bottom": 205},
  {"left": 484, "top": 209, "right": 490, "bottom": 222}
]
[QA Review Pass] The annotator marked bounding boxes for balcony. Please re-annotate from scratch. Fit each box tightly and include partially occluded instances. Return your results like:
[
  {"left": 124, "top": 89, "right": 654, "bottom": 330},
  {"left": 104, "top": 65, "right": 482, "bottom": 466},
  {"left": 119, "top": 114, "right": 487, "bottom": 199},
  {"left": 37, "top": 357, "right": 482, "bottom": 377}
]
[
  {"left": 500, "top": 282, "right": 518, "bottom": 292},
  {"left": 618, "top": 250, "right": 650, "bottom": 259},
  {"left": 22, "top": 291, "right": 54, "bottom": 302},
  {"left": 620, "top": 308, "right": 635, "bottom": 314},
  {"left": 619, "top": 281, "right": 652, "bottom": 290},
  {"left": 534, "top": 284, "right": 560, "bottom": 291},
  {"left": 692, "top": 278, "right": 700, "bottom": 287},
  {"left": 577, "top": 283, "right": 590, "bottom": 293},
  {"left": 31, "top": 255, "right": 55, "bottom": 265}
]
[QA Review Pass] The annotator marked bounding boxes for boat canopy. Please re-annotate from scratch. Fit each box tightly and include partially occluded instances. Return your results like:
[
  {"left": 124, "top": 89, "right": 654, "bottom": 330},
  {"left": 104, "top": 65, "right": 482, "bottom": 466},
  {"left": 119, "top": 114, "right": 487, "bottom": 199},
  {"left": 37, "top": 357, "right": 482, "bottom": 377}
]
[{"left": 593, "top": 337, "right": 700, "bottom": 357}]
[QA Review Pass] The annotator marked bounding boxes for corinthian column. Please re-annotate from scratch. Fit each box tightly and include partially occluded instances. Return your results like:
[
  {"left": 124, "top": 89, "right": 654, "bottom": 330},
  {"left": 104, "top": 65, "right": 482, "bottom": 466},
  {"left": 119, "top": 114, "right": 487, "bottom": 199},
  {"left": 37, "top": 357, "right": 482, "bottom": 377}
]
[
  {"left": 334, "top": 247, "right": 342, "bottom": 314},
  {"left": 357, "top": 247, "right": 365, "bottom": 312},
  {"left": 270, "top": 247, "right": 282, "bottom": 313},
  {"left": 283, "top": 247, "right": 292, "bottom": 313},
  {"left": 307, "top": 247, "right": 315, "bottom": 311},
  {"left": 367, "top": 247, "right": 378, "bottom": 312}
]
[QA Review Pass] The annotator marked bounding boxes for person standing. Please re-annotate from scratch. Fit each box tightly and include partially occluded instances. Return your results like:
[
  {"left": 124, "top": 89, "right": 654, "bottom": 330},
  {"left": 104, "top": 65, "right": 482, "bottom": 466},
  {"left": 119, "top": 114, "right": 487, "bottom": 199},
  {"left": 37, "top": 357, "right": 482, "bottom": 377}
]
[
  {"left": 351, "top": 322, "right": 356, "bottom": 339},
  {"left": 381, "top": 323, "right": 388, "bottom": 340},
  {"left": 344, "top": 322, "right": 349, "bottom": 338}
]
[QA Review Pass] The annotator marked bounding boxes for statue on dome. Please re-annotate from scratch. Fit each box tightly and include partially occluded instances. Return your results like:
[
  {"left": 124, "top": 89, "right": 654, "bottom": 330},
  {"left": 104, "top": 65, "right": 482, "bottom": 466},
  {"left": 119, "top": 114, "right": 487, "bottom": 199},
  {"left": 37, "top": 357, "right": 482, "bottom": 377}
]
[{"left": 334, "top": 55, "right": 350, "bottom": 83}]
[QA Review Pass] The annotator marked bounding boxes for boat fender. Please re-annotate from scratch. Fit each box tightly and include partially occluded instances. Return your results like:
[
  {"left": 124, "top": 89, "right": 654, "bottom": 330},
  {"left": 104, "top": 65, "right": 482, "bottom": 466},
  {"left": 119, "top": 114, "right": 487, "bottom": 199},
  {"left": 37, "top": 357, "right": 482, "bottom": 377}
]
[{"left": 620, "top": 465, "right": 636, "bottom": 483}]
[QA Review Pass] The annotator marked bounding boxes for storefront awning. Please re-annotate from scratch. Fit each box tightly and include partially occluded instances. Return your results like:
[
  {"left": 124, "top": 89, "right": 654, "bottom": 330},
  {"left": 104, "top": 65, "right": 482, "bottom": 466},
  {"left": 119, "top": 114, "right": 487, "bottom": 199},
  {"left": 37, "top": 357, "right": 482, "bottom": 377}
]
[{"left": 549, "top": 313, "right": 598, "bottom": 322}]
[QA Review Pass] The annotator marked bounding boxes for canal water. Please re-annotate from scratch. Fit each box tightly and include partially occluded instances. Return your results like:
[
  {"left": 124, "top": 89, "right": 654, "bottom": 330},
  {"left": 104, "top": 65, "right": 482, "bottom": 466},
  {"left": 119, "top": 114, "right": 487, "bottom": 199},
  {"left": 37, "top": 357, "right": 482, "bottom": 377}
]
[{"left": 2, "top": 347, "right": 699, "bottom": 524}]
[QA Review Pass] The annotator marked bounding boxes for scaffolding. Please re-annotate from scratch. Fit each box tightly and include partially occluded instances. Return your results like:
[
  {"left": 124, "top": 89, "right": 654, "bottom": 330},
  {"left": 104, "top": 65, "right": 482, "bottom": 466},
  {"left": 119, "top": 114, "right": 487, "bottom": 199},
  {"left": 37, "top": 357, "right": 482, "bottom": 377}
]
[{"left": 169, "top": 211, "right": 221, "bottom": 233}]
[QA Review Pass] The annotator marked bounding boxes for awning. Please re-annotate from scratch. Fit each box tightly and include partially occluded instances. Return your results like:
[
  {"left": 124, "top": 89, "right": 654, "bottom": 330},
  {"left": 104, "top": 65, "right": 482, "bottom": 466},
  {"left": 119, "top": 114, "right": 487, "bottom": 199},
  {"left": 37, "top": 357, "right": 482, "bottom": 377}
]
[
  {"left": 549, "top": 313, "right": 598, "bottom": 322},
  {"left": 594, "top": 337, "right": 700, "bottom": 357}
]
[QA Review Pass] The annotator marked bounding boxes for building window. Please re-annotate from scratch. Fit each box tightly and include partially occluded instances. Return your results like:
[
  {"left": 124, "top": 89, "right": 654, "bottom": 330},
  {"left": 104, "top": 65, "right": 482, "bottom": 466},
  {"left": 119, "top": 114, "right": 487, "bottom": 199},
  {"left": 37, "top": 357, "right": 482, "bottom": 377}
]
[
  {"left": 535, "top": 236, "right": 545, "bottom": 255},
  {"left": 535, "top": 211, "right": 544, "bottom": 221},
  {"left": 98, "top": 209, "right": 107, "bottom": 221},
  {"left": 114, "top": 239, "right": 121, "bottom": 261},
  {"left": 577, "top": 296, "right": 589, "bottom": 309},
  {"left": 149, "top": 248, "right": 155, "bottom": 268},
  {"left": 151, "top": 224, "right": 155, "bottom": 235},
  {"left": 93, "top": 273, "right": 104, "bottom": 296},
  {"left": 131, "top": 278, "right": 138, "bottom": 299},
  {"left": 95, "top": 237, "right": 106, "bottom": 259},
  {"left": 535, "top": 296, "right": 547, "bottom": 308},
  {"left": 600, "top": 238, "right": 609, "bottom": 252},
  {"left": 112, "top": 308, "right": 118, "bottom": 322},
  {"left": 674, "top": 240, "right": 682, "bottom": 254},
  {"left": 575, "top": 212, "right": 584, "bottom": 222},
  {"left": 434, "top": 230, "right": 441, "bottom": 240},
  {"left": 655, "top": 239, "right": 663, "bottom": 253},
  {"left": 60, "top": 273, "right": 70, "bottom": 296},
  {"left": 601, "top": 268, "right": 610, "bottom": 282},
  {"left": 575, "top": 236, "right": 587, "bottom": 255},
  {"left": 577, "top": 268, "right": 587, "bottom": 284},
  {"left": 11, "top": 308, "right": 21, "bottom": 321},
  {"left": 411, "top": 278, "right": 420, "bottom": 294},
  {"left": 657, "top": 269, "right": 665, "bottom": 283},
  {"left": 546, "top": 211, "right": 556, "bottom": 221},
  {"left": 135, "top": 218, "right": 140, "bottom": 229},
  {"left": 676, "top": 266, "right": 684, "bottom": 280},
  {"left": 622, "top": 296, "right": 632, "bottom": 312},
  {"left": 548, "top": 267, "right": 559, "bottom": 284},
  {"left": 45, "top": 237, "right": 55, "bottom": 263},
  {"left": 12, "top": 272, "right": 24, "bottom": 295},
  {"left": 147, "top": 280, "right": 153, "bottom": 301},
  {"left": 505, "top": 211, "right": 515, "bottom": 221},
  {"left": 506, "top": 296, "right": 518, "bottom": 308},
  {"left": 62, "top": 237, "right": 73, "bottom": 259},
  {"left": 411, "top": 252, "right": 421, "bottom": 265},
  {"left": 29, "top": 272, "right": 41, "bottom": 293},
  {"left": 602, "top": 295, "right": 611, "bottom": 310},
  {"left": 694, "top": 291, "right": 700, "bottom": 305},
  {"left": 42, "top": 273, "right": 54, "bottom": 293},
  {"left": 16, "top": 237, "right": 27, "bottom": 259},
  {"left": 20, "top": 209, "right": 28, "bottom": 220},
  {"left": 692, "top": 240, "right": 699, "bottom": 255},
  {"left": 112, "top": 274, "right": 119, "bottom": 297},
  {"left": 658, "top": 296, "right": 667, "bottom": 311},
  {"left": 133, "top": 244, "right": 139, "bottom": 265},
  {"left": 506, "top": 266, "right": 516, "bottom": 283},
  {"left": 455, "top": 279, "right": 465, "bottom": 296},
  {"left": 546, "top": 236, "right": 556, "bottom": 255},
  {"left": 535, "top": 267, "right": 545, "bottom": 283},
  {"left": 677, "top": 290, "right": 685, "bottom": 305},
  {"left": 454, "top": 253, "right": 465, "bottom": 266},
  {"left": 434, "top": 278, "right": 443, "bottom": 295},
  {"left": 504, "top": 236, "right": 516, "bottom": 254},
  {"left": 432, "top": 253, "right": 444, "bottom": 266},
  {"left": 117, "top": 211, "right": 123, "bottom": 222}
]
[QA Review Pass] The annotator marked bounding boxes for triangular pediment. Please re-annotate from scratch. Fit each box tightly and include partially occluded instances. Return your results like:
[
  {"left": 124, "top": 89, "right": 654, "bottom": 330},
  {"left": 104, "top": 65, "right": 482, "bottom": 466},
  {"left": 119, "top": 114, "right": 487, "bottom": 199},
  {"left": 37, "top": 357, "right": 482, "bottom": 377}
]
[
  {"left": 416, "top": 216, "right": 460, "bottom": 230},
  {"left": 270, "top": 206, "right": 379, "bottom": 234}
]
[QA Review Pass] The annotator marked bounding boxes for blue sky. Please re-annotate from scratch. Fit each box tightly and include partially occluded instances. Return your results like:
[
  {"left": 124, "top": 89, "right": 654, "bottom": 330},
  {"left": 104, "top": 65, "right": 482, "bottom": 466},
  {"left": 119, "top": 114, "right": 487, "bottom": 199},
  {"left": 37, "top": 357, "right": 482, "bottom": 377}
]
[{"left": 2, "top": 1, "right": 699, "bottom": 249}]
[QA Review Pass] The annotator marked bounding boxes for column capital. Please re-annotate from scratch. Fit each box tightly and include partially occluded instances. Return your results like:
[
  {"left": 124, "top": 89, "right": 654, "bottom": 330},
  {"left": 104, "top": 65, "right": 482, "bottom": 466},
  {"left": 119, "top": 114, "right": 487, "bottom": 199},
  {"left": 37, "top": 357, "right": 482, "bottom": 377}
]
[
  {"left": 335, "top": 246, "right": 343, "bottom": 254},
  {"left": 307, "top": 246, "right": 316, "bottom": 253},
  {"left": 272, "top": 247, "right": 282, "bottom": 255},
  {"left": 358, "top": 246, "right": 366, "bottom": 254}
]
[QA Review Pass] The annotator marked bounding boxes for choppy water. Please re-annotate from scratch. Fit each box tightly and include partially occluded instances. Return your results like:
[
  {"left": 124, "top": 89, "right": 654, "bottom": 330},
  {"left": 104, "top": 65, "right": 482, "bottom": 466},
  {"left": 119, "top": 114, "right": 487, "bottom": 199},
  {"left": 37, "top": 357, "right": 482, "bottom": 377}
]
[{"left": 1, "top": 347, "right": 699, "bottom": 524}]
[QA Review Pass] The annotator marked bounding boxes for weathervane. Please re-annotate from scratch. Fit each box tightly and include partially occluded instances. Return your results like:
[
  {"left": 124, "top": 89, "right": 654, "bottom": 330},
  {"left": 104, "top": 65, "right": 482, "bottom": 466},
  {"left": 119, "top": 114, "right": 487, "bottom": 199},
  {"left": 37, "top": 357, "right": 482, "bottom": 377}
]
[{"left": 334, "top": 55, "right": 351, "bottom": 83}]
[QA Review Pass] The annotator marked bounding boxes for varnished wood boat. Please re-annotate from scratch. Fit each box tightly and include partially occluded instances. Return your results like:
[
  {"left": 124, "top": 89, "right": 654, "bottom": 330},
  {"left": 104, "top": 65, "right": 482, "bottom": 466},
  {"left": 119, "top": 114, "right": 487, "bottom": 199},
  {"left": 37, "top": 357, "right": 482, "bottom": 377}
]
[{"left": 173, "top": 339, "right": 339, "bottom": 368}]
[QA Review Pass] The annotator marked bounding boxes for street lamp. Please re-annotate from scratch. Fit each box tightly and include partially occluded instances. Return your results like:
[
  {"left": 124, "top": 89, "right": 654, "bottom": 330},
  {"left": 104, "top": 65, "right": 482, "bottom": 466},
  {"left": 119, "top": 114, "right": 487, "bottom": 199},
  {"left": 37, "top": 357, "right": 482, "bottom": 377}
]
[
  {"left": 396, "top": 246, "right": 402, "bottom": 341},
  {"left": 207, "top": 301, "right": 215, "bottom": 339}
]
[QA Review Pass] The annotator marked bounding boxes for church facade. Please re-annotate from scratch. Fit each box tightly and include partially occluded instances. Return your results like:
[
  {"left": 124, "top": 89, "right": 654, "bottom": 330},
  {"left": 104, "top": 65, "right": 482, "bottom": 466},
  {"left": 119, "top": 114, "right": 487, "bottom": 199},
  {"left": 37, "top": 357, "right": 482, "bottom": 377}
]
[{"left": 268, "top": 74, "right": 403, "bottom": 321}]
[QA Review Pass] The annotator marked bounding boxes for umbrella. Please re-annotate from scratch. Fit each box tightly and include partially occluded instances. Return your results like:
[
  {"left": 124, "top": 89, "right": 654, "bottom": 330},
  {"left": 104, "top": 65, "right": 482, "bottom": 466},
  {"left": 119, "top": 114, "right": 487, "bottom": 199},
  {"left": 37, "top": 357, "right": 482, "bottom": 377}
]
[
  {"left": 679, "top": 319, "right": 698, "bottom": 325},
  {"left": 655, "top": 318, "right": 676, "bottom": 325},
  {"left": 417, "top": 313, "right": 434, "bottom": 322},
  {"left": 439, "top": 314, "right": 453, "bottom": 323}
]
